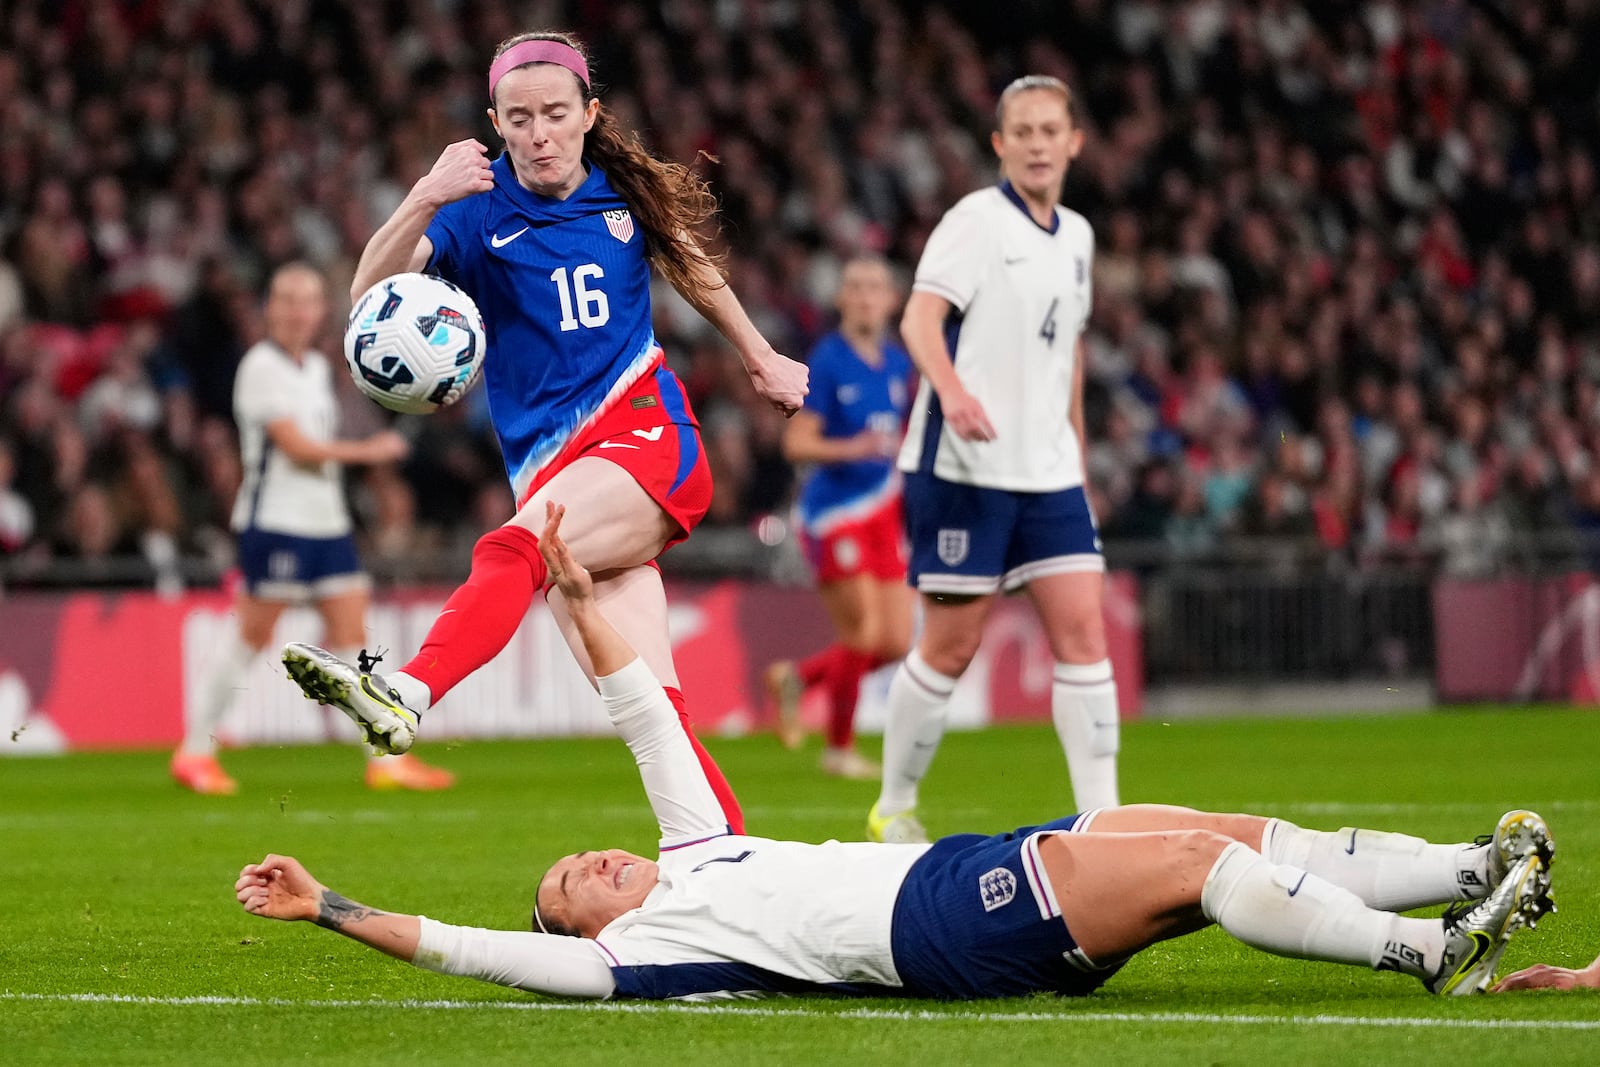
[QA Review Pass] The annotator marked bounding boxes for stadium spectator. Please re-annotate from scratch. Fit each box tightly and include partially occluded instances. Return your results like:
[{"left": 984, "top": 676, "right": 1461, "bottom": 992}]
[
  {"left": 0, "top": 0, "right": 1596, "bottom": 586},
  {"left": 238, "top": 505, "right": 1558, "bottom": 1001}
]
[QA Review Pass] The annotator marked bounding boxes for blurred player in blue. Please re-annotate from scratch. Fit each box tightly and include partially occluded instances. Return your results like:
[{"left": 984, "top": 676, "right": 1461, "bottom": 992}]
[
  {"left": 172, "top": 263, "right": 453, "bottom": 795},
  {"left": 870, "top": 76, "right": 1118, "bottom": 843},
  {"left": 240, "top": 503, "right": 1556, "bottom": 1001},
  {"left": 280, "top": 31, "right": 807, "bottom": 831},
  {"left": 766, "top": 256, "right": 914, "bottom": 779}
]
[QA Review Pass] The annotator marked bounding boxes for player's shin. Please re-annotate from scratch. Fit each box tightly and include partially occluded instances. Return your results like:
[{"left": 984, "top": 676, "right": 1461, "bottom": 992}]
[
  {"left": 875, "top": 649, "right": 956, "bottom": 817},
  {"left": 399, "top": 526, "right": 548, "bottom": 706},
  {"left": 1201, "top": 841, "right": 1444, "bottom": 979},
  {"left": 1261, "top": 819, "right": 1488, "bottom": 910},
  {"left": 1052, "top": 661, "right": 1120, "bottom": 811},
  {"left": 184, "top": 629, "right": 261, "bottom": 754}
]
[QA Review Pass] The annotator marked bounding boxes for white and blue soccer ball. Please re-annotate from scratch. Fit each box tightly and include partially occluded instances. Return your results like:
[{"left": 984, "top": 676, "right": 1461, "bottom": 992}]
[{"left": 345, "top": 272, "right": 487, "bottom": 414}]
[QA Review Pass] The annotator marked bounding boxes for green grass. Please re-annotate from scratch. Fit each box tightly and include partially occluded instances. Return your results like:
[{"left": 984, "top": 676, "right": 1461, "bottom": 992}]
[{"left": 3, "top": 708, "right": 1599, "bottom": 1065}]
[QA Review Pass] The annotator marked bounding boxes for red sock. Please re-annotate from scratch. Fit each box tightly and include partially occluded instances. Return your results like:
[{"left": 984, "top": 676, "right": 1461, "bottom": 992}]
[
  {"left": 797, "top": 644, "right": 847, "bottom": 690},
  {"left": 402, "top": 526, "right": 547, "bottom": 704},
  {"left": 825, "top": 648, "right": 876, "bottom": 750},
  {"left": 664, "top": 685, "right": 745, "bottom": 835}
]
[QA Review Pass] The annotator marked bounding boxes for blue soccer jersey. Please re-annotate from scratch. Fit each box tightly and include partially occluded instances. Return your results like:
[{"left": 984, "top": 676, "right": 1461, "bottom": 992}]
[
  {"left": 425, "top": 156, "right": 666, "bottom": 499},
  {"left": 796, "top": 332, "right": 913, "bottom": 535}
]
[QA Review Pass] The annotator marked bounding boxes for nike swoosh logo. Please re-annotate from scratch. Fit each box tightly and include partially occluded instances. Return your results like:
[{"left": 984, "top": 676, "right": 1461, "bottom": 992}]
[
  {"left": 598, "top": 441, "right": 640, "bottom": 450},
  {"left": 490, "top": 227, "right": 529, "bottom": 248},
  {"left": 1286, "top": 872, "right": 1308, "bottom": 897},
  {"left": 1004, "top": 256, "right": 1027, "bottom": 265},
  {"left": 1345, "top": 829, "right": 1358, "bottom": 855},
  {"left": 1446, "top": 932, "right": 1494, "bottom": 984}
]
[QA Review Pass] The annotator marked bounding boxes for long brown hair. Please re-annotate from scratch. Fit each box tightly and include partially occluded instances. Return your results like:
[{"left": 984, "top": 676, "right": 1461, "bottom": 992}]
[{"left": 490, "top": 31, "right": 726, "bottom": 300}]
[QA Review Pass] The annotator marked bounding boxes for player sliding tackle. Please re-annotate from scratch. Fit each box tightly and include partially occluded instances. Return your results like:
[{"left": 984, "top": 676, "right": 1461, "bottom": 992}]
[{"left": 238, "top": 505, "right": 1556, "bottom": 1000}]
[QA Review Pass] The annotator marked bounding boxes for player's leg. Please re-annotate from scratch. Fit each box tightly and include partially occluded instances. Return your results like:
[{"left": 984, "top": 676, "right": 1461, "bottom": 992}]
[
  {"left": 871, "top": 591, "right": 994, "bottom": 841},
  {"left": 813, "top": 573, "right": 883, "bottom": 776},
  {"left": 1086, "top": 805, "right": 1551, "bottom": 910},
  {"left": 315, "top": 587, "right": 454, "bottom": 792},
  {"left": 174, "top": 592, "right": 283, "bottom": 794},
  {"left": 871, "top": 474, "right": 1009, "bottom": 841},
  {"left": 1012, "top": 486, "right": 1119, "bottom": 811},
  {"left": 1039, "top": 829, "right": 1553, "bottom": 995}
]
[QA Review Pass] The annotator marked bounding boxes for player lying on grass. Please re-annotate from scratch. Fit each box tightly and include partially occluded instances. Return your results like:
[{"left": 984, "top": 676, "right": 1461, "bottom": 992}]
[{"left": 237, "top": 503, "right": 1556, "bottom": 1000}]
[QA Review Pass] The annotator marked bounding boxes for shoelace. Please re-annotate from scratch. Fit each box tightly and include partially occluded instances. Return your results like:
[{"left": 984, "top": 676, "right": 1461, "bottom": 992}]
[{"left": 357, "top": 647, "right": 388, "bottom": 675}]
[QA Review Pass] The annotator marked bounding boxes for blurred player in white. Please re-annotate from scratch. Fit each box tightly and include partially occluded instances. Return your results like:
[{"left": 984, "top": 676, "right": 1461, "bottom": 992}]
[
  {"left": 170, "top": 263, "right": 454, "bottom": 795},
  {"left": 238, "top": 503, "right": 1556, "bottom": 1000},
  {"left": 766, "top": 256, "right": 914, "bottom": 778},
  {"left": 870, "top": 76, "right": 1115, "bottom": 843}
]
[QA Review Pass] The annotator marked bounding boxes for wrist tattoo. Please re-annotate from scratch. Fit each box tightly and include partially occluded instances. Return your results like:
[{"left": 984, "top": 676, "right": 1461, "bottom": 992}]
[{"left": 315, "top": 889, "right": 387, "bottom": 930}]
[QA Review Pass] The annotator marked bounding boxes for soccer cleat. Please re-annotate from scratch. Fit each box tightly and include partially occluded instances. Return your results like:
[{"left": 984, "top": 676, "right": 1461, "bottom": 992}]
[
  {"left": 820, "top": 747, "right": 881, "bottom": 780},
  {"left": 867, "top": 801, "right": 929, "bottom": 844},
  {"left": 1484, "top": 810, "right": 1555, "bottom": 887},
  {"left": 282, "top": 643, "right": 419, "bottom": 755},
  {"left": 1427, "top": 854, "right": 1554, "bottom": 995},
  {"left": 170, "top": 751, "right": 238, "bottom": 796},
  {"left": 765, "top": 660, "right": 805, "bottom": 750},
  {"left": 365, "top": 753, "right": 456, "bottom": 792}
]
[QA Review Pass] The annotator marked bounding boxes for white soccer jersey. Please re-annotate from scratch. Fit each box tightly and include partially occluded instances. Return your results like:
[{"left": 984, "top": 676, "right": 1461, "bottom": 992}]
[
  {"left": 595, "top": 833, "right": 928, "bottom": 999},
  {"left": 413, "top": 658, "right": 929, "bottom": 1001},
  {"left": 899, "top": 185, "right": 1095, "bottom": 492},
  {"left": 229, "top": 341, "right": 352, "bottom": 538}
]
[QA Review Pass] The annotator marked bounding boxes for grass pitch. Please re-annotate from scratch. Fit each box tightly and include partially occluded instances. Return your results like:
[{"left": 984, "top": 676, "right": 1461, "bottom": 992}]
[{"left": 3, "top": 708, "right": 1598, "bottom": 1065}]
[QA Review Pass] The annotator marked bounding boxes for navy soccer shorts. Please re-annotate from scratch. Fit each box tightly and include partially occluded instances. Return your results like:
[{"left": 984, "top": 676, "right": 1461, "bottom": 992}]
[{"left": 236, "top": 528, "right": 367, "bottom": 602}]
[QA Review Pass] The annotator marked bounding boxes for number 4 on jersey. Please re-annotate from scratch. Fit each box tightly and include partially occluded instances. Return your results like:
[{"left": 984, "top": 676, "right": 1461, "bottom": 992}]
[
  {"left": 551, "top": 264, "right": 611, "bottom": 332},
  {"left": 1039, "top": 297, "right": 1059, "bottom": 346}
]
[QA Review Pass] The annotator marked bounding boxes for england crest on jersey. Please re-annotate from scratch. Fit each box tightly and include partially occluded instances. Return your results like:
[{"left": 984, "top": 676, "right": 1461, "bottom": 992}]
[
  {"left": 604, "top": 209, "right": 635, "bottom": 243},
  {"left": 978, "top": 867, "right": 1017, "bottom": 912},
  {"left": 937, "top": 528, "right": 969, "bottom": 566}
]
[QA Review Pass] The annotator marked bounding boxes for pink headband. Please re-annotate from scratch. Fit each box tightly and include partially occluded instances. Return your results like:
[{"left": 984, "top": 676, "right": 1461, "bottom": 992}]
[{"left": 488, "top": 40, "right": 591, "bottom": 101}]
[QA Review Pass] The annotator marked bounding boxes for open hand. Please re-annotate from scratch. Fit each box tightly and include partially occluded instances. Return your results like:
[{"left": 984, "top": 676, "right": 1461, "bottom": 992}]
[
  {"left": 539, "top": 502, "right": 594, "bottom": 602},
  {"left": 1493, "top": 956, "right": 1600, "bottom": 992},
  {"left": 236, "top": 854, "right": 325, "bottom": 923}
]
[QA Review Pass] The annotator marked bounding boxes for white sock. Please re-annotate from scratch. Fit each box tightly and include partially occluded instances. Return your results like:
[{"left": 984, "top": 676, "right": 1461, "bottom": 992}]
[
  {"left": 1261, "top": 819, "right": 1488, "bottom": 910},
  {"left": 183, "top": 629, "right": 260, "bottom": 755},
  {"left": 875, "top": 649, "right": 957, "bottom": 817},
  {"left": 1052, "top": 660, "right": 1120, "bottom": 811},
  {"left": 389, "top": 669, "right": 433, "bottom": 714},
  {"left": 1202, "top": 841, "right": 1445, "bottom": 980}
]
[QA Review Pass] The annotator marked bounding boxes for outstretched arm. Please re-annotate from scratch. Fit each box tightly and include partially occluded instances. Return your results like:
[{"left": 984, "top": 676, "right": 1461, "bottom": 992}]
[
  {"left": 1493, "top": 953, "right": 1600, "bottom": 991},
  {"left": 235, "top": 854, "right": 615, "bottom": 998},
  {"left": 539, "top": 503, "right": 732, "bottom": 842},
  {"left": 669, "top": 235, "right": 808, "bottom": 416}
]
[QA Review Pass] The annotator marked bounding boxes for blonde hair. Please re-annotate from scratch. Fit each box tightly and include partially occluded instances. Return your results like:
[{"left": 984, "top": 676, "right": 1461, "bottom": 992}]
[{"left": 995, "top": 75, "right": 1076, "bottom": 129}]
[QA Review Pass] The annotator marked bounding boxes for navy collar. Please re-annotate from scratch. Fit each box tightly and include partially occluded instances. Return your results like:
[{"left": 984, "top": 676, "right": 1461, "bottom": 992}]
[{"left": 999, "top": 180, "right": 1059, "bottom": 235}]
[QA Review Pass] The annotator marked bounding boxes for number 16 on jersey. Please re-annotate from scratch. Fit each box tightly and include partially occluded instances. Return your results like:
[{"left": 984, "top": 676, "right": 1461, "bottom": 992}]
[{"left": 551, "top": 264, "right": 611, "bottom": 331}]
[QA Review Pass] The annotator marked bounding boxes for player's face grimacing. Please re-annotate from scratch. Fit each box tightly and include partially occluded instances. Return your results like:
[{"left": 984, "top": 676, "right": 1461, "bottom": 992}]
[
  {"left": 489, "top": 65, "right": 599, "bottom": 199},
  {"left": 535, "top": 848, "right": 659, "bottom": 938},
  {"left": 991, "top": 88, "right": 1083, "bottom": 203}
]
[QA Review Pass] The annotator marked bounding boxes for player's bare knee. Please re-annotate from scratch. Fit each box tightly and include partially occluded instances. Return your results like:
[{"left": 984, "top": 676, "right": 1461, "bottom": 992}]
[{"left": 1170, "top": 830, "right": 1233, "bottom": 882}]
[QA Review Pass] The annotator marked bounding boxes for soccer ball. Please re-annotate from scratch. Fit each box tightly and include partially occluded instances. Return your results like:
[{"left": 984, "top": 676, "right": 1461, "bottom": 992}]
[{"left": 345, "top": 273, "right": 487, "bottom": 414}]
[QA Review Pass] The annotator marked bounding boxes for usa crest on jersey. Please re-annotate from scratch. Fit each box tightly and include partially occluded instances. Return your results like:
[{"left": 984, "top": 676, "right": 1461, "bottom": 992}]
[{"left": 604, "top": 209, "right": 635, "bottom": 243}]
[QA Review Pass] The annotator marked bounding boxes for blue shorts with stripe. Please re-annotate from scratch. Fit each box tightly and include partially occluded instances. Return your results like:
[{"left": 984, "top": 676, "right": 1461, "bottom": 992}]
[
  {"left": 236, "top": 528, "right": 367, "bottom": 602},
  {"left": 904, "top": 472, "right": 1103, "bottom": 595},
  {"left": 888, "top": 814, "right": 1122, "bottom": 999}
]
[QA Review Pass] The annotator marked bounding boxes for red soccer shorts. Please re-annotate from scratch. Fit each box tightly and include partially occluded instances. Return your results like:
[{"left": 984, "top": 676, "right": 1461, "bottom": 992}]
[
  {"left": 518, "top": 360, "right": 712, "bottom": 550},
  {"left": 800, "top": 498, "right": 908, "bottom": 584}
]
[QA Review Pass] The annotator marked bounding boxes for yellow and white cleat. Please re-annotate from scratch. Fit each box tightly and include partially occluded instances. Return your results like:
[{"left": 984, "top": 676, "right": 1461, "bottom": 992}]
[
  {"left": 867, "top": 801, "right": 929, "bottom": 844},
  {"left": 283, "top": 643, "right": 419, "bottom": 755}
]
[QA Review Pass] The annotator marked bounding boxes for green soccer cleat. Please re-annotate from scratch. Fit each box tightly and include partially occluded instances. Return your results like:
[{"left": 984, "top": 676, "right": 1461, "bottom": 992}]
[
  {"left": 1427, "top": 854, "right": 1554, "bottom": 995},
  {"left": 283, "top": 643, "right": 420, "bottom": 755},
  {"left": 867, "top": 802, "right": 929, "bottom": 844}
]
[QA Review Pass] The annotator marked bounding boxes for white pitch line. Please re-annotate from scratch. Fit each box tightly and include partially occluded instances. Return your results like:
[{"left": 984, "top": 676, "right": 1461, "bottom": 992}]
[{"left": 3, "top": 992, "right": 1596, "bottom": 1031}]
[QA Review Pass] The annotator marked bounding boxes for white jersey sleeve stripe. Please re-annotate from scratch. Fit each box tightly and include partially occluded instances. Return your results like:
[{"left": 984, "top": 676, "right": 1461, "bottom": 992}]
[{"left": 910, "top": 279, "right": 970, "bottom": 309}]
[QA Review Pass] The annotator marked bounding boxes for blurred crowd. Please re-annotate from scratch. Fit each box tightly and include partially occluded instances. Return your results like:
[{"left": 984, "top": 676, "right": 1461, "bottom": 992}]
[{"left": 1, "top": 0, "right": 1598, "bottom": 587}]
